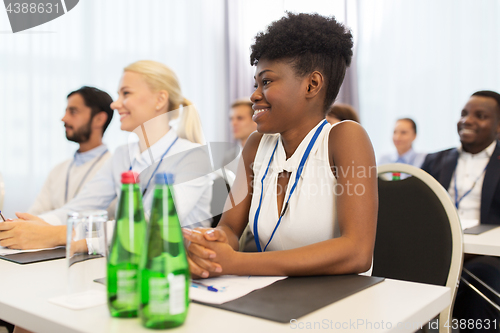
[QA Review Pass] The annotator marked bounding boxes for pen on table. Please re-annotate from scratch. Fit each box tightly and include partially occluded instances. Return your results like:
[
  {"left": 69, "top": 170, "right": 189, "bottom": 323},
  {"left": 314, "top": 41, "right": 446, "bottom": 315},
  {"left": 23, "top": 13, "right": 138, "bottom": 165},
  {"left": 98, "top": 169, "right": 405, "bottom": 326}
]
[
  {"left": 0, "top": 211, "right": 5, "bottom": 222},
  {"left": 191, "top": 280, "right": 218, "bottom": 292}
]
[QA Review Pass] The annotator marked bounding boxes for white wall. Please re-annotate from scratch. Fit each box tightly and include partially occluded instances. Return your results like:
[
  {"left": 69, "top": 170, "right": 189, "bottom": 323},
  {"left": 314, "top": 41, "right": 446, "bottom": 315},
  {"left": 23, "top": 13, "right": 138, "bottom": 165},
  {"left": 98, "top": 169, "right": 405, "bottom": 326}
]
[{"left": 357, "top": 0, "right": 500, "bottom": 159}]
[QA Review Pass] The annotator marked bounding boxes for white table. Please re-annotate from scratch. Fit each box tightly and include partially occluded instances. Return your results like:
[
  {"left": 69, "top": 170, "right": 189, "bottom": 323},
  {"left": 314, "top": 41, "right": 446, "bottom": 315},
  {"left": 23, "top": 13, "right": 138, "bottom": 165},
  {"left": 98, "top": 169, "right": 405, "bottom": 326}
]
[
  {"left": 463, "top": 226, "right": 500, "bottom": 256},
  {"left": 0, "top": 257, "right": 450, "bottom": 333}
]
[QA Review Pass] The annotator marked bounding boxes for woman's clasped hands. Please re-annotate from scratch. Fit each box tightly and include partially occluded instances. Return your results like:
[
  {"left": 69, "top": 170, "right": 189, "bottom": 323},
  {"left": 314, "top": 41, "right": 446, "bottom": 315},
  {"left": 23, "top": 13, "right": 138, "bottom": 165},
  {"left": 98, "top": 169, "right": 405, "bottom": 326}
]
[{"left": 182, "top": 227, "right": 240, "bottom": 279}]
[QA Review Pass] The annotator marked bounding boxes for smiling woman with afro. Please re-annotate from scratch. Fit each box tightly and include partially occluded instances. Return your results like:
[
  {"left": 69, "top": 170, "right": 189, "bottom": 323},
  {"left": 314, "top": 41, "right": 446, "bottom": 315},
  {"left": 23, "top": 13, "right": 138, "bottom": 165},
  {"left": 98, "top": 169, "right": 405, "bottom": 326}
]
[{"left": 184, "top": 12, "right": 378, "bottom": 279}]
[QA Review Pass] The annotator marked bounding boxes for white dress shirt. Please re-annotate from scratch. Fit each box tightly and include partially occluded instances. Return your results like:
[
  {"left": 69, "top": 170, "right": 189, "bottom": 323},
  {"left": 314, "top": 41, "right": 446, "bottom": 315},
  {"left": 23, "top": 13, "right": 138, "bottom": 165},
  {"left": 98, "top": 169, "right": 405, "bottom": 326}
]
[
  {"left": 29, "top": 144, "right": 112, "bottom": 215},
  {"left": 40, "top": 130, "right": 213, "bottom": 228},
  {"left": 448, "top": 141, "right": 497, "bottom": 228}
]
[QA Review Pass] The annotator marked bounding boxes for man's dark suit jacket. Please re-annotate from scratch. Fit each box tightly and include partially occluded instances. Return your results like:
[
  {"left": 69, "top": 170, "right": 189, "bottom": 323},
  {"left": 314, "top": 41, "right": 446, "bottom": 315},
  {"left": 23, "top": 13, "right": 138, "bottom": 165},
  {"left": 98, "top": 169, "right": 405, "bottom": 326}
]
[{"left": 421, "top": 140, "right": 500, "bottom": 225}]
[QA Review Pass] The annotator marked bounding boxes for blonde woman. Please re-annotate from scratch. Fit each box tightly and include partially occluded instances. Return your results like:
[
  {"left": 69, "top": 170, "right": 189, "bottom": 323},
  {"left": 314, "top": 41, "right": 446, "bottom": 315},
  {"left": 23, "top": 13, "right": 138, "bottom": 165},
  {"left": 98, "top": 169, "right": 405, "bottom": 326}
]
[{"left": 0, "top": 60, "right": 213, "bottom": 251}]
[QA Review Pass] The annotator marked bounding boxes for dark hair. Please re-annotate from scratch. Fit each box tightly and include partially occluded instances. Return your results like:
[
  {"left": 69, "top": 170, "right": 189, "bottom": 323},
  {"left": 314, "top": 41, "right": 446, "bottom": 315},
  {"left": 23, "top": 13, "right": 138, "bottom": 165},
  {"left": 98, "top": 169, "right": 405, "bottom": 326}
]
[
  {"left": 327, "top": 103, "right": 359, "bottom": 123},
  {"left": 67, "top": 86, "right": 114, "bottom": 134},
  {"left": 471, "top": 90, "right": 500, "bottom": 118},
  {"left": 231, "top": 98, "right": 253, "bottom": 117},
  {"left": 397, "top": 118, "right": 417, "bottom": 135},
  {"left": 250, "top": 12, "right": 353, "bottom": 113}
]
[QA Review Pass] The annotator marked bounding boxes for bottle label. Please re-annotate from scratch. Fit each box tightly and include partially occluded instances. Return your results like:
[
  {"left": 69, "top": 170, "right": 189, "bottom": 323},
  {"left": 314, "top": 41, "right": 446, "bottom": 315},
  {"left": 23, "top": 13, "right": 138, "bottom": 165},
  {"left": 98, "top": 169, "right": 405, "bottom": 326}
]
[
  {"left": 148, "top": 275, "right": 185, "bottom": 315},
  {"left": 169, "top": 274, "right": 186, "bottom": 315},
  {"left": 116, "top": 270, "right": 137, "bottom": 304}
]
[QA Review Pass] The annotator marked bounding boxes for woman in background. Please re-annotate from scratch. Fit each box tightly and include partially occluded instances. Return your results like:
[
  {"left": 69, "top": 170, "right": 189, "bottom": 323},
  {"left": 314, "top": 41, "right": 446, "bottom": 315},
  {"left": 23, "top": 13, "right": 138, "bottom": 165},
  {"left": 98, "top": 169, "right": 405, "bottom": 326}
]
[
  {"left": 378, "top": 118, "right": 427, "bottom": 168},
  {"left": 0, "top": 60, "right": 213, "bottom": 252}
]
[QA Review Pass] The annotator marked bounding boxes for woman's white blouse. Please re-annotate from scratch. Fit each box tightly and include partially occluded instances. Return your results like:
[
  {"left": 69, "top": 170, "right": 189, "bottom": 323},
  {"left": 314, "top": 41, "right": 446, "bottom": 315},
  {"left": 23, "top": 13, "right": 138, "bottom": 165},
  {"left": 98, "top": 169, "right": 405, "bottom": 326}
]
[{"left": 249, "top": 120, "right": 340, "bottom": 251}]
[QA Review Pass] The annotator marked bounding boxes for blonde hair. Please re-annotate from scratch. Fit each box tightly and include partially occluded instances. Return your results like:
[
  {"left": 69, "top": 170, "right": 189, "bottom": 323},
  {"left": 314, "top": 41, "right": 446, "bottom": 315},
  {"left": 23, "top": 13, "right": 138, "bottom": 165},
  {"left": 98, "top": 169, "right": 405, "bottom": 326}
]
[{"left": 124, "top": 60, "right": 204, "bottom": 144}]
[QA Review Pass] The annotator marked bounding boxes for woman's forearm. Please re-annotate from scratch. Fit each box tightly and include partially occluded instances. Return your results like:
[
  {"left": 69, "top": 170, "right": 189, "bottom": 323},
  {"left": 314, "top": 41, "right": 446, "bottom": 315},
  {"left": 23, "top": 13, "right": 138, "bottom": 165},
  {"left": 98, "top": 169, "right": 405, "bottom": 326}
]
[{"left": 228, "top": 236, "right": 372, "bottom": 276}]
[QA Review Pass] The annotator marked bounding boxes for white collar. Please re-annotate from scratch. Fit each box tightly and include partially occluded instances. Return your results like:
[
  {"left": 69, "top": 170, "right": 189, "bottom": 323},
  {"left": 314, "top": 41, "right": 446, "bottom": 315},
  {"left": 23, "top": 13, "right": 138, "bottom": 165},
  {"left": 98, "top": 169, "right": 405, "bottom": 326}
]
[
  {"left": 458, "top": 140, "right": 497, "bottom": 159},
  {"left": 74, "top": 144, "right": 107, "bottom": 167}
]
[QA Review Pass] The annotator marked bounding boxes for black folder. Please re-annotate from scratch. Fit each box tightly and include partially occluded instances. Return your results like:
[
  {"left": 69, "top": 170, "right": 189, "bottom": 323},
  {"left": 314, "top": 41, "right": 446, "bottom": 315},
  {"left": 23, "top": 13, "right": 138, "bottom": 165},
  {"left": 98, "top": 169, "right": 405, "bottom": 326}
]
[
  {"left": 0, "top": 248, "right": 66, "bottom": 264},
  {"left": 194, "top": 274, "right": 384, "bottom": 323},
  {"left": 464, "top": 225, "right": 499, "bottom": 235}
]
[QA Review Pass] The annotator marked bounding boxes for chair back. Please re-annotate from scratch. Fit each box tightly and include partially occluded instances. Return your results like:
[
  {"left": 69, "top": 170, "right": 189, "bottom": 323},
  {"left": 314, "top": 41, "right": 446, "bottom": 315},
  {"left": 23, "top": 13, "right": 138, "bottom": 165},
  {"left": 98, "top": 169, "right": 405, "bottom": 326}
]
[
  {"left": 375, "top": 163, "right": 463, "bottom": 333},
  {"left": 210, "top": 169, "right": 235, "bottom": 228}
]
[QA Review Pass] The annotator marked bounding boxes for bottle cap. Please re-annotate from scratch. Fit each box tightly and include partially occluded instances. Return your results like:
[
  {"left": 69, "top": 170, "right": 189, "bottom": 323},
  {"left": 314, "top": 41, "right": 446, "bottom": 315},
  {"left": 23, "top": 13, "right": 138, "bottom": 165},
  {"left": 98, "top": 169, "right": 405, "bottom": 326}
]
[
  {"left": 121, "top": 171, "right": 140, "bottom": 184},
  {"left": 155, "top": 173, "right": 175, "bottom": 185}
]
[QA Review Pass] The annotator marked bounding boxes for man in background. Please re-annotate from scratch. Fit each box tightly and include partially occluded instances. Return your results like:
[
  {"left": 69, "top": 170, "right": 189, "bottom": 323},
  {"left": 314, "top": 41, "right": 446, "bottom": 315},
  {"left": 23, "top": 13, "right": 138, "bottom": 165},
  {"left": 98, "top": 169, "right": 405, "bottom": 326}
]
[
  {"left": 422, "top": 90, "right": 500, "bottom": 332},
  {"left": 0, "top": 86, "right": 114, "bottom": 333},
  {"left": 225, "top": 98, "right": 257, "bottom": 175},
  {"left": 224, "top": 98, "right": 257, "bottom": 248},
  {"left": 230, "top": 98, "right": 257, "bottom": 148},
  {"left": 28, "top": 86, "right": 114, "bottom": 215}
]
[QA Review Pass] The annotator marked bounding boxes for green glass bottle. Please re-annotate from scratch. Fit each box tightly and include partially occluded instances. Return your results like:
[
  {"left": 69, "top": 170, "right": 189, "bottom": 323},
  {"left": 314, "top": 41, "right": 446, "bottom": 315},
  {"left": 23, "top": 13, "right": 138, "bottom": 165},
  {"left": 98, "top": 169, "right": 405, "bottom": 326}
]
[
  {"left": 107, "top": 171, "right": 147, "bottom": 318},
  {"left": 139, "top": 173, "right": 190, "bottom": 329}
]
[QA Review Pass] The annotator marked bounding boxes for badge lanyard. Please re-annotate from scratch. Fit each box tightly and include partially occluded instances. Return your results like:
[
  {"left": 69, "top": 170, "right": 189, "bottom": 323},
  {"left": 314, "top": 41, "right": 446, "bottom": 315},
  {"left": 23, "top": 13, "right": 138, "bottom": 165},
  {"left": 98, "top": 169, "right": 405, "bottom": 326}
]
[
  {"left": 65, "top": 149, "right": 108, "bottom": 203},
  {"left": 253, "top": 120, "right": 328, "bottom": 252},
  {"left": 453, "top": 165, "right": 487, "bottom": 210},
  {"left": 129, "top": 136, "right": 179, "bottom": 197}
]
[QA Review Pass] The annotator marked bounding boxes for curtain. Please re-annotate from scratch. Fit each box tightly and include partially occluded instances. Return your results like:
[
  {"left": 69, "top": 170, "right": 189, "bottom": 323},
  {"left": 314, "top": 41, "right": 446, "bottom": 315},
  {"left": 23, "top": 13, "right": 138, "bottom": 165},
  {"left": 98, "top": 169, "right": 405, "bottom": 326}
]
[
  {"left": 336, "top": 0, "right": 360, "bottom": 112},
  {"left": 225, "top": 0, "right": 350, "bottom": 136},
  {"left": 226, "top": 0, "right": 349, "bottom": 102}
]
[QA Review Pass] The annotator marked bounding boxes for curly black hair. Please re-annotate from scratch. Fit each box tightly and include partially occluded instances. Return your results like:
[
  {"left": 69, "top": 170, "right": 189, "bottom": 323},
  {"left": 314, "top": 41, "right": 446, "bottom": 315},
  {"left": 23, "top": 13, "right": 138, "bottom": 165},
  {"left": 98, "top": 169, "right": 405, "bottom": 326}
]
[{"left": 250, "top": 12, "right": 353, "bottom": 113}]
